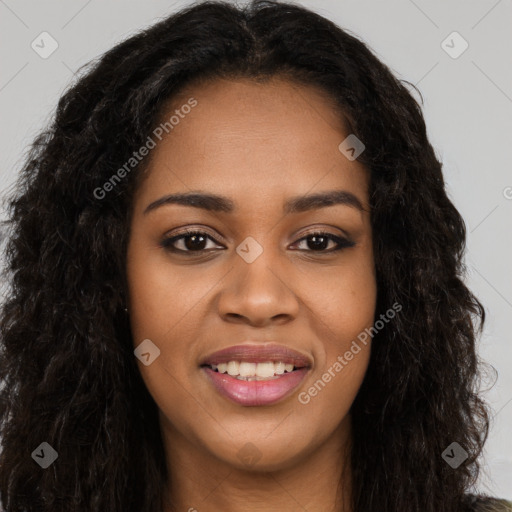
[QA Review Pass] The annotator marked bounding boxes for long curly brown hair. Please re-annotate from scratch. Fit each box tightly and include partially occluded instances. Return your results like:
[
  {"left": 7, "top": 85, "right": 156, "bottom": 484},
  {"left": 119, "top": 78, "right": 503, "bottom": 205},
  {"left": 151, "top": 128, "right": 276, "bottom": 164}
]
[{"left": 0, "top": 1, "right": 493, "bottom": 510}]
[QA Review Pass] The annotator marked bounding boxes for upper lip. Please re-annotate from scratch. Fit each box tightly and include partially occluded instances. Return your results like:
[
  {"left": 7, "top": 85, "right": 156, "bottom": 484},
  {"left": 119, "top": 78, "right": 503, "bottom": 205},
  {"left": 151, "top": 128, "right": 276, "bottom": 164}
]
[{"left": 200, "top": 343, "right": 312, "bottom": 368}]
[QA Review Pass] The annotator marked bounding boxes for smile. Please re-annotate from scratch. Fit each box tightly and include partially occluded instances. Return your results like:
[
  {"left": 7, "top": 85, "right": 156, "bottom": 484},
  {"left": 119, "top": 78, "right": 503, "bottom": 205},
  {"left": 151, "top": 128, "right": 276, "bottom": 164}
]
[{"left": 200, "top": 343, "right": 311, "bottom": 406}]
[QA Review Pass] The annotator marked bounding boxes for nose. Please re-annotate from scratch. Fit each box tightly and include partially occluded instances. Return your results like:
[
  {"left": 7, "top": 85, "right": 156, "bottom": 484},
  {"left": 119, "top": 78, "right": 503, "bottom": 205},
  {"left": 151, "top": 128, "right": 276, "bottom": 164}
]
[{"left": 216, "top": 248, "right": 300, "bottom": 327}]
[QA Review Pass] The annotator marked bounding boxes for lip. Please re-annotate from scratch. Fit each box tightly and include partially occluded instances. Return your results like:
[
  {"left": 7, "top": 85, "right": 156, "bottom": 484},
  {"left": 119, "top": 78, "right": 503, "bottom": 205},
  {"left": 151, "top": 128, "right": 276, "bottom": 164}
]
[
  {"left": 203, "top": 367, "right": 309, "bottom": 406},
  {"left": 200, "top": 343, "right": 312, "bottom": 367},
  {"left": 200, "top": 343, "right": 312, "bottom": 407}
]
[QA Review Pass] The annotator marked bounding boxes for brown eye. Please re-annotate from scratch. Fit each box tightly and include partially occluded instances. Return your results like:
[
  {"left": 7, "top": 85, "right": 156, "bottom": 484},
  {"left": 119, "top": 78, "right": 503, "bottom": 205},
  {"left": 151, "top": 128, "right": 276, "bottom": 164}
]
[
  {"left": 160, "top": 230, "right": 222, "bottom": 253},
  {"left": 291, "top": 232, "right": 355, "bottom": 253}
]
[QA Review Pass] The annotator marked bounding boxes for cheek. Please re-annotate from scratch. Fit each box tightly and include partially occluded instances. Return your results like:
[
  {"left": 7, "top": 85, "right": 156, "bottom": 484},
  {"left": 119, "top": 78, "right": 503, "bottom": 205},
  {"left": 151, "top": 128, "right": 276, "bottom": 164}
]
[
  {"left": 297, "top": 344, "right": 370, "bottom": 442},
  {"left": 296, "top": 248, "right": 376, "bottom": 421},
  {"left": 125, "top": 241, "right": 197, "bottom": 398},
  {"left": 126, "top": 245, "right": 206, "bottom": 430},
  {"left": 302, "top": 246, "right": 377, "bottom": 350},
  {"left": 126, "top": 239, "right": 211, "bottom": 343}
]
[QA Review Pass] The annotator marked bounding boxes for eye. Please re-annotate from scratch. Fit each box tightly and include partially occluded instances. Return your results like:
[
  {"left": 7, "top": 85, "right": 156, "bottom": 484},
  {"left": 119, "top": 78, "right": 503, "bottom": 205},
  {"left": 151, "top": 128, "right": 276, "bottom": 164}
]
[
  {"left": 160, "top": 229, "right": 355, "bottom": 255},
  {"left": 291, "top": 231, "right": 355, "bottom": 253},
  {"left": 160, "top": 230, "right": 223, "bottom": 253}
]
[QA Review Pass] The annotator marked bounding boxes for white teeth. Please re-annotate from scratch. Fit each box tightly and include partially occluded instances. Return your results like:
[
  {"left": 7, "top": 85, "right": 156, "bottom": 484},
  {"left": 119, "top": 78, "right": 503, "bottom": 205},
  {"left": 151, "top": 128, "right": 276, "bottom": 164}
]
[
  {"left": 256, "top": 362, "right": 275, "bottom": 378},
  {"left": 239, "top": 362, "right": 256, "bottom": 377},
  {"left": 227, "top": 361, "right": 239, "bottom": 376},
  {"left": 209, "top": 360, "right": 298, "bottom": 378},
  {"left": 274, "top": 362, "right": 285, "bottom": 375}
]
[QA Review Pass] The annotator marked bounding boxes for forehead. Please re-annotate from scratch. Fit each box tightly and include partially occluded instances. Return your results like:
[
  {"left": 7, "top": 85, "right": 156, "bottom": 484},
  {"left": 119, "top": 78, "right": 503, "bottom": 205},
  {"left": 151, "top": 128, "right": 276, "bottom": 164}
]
[{"left": 135, "top": 77, "right": 369, "bottom": 212}]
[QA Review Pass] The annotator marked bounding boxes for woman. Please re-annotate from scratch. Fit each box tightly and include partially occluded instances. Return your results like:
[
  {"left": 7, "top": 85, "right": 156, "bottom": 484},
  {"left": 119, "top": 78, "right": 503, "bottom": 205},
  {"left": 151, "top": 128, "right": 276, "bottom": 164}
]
[{"left": 0, "top": 1, "right": 510, "bottom": 511}]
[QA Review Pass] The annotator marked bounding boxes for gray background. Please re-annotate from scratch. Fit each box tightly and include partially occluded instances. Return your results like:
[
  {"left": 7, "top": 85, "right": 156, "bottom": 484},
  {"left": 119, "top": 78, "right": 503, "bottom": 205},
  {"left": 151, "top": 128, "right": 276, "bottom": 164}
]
[{"left": 0, "top": 0, "right": 510, "bottom": 499}]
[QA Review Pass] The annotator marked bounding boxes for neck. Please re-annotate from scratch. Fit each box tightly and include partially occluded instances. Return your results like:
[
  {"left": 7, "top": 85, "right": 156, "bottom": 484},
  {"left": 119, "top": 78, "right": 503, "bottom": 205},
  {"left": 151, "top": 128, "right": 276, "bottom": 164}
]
[{"left": 160, "top": 414, "right": 353, "bottom": 512}]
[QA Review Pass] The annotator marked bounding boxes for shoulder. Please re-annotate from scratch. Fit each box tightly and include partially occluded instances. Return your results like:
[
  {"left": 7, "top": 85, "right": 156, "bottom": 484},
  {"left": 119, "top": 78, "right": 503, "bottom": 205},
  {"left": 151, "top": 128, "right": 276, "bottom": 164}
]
[{"left": 464, "top": 495, "right": 512, "bottom": 512}]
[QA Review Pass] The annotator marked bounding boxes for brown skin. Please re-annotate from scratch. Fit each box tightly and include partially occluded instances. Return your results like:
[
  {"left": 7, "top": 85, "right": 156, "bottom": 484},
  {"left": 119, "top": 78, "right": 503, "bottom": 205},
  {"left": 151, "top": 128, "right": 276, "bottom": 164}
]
[{"left": 126, "top": 77, "right": 377, "bottom": 512}]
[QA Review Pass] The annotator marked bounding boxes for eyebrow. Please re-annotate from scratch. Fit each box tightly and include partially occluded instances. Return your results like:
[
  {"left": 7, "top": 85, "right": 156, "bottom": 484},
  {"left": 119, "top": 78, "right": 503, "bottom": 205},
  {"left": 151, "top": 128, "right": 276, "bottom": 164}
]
[{"left": 143, "top": 189, "right": 364, "bottom": 215}]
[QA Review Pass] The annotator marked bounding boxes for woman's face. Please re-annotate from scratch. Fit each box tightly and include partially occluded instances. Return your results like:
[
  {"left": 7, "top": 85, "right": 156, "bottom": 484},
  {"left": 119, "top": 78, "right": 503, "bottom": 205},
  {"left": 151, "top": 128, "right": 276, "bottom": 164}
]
[{"left": 126, "top": 77, "right": 376, "bottom": 472}]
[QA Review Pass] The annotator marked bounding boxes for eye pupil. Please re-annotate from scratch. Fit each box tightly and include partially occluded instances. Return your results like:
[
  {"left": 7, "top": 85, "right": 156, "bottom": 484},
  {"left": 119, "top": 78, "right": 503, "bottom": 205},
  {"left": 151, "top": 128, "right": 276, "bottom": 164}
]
[
  {"left": 185, "top": 234, "right": 207, "bottom": 250},
  {"left": 308, "top": 234, "right": 329, "bottom": 251}
]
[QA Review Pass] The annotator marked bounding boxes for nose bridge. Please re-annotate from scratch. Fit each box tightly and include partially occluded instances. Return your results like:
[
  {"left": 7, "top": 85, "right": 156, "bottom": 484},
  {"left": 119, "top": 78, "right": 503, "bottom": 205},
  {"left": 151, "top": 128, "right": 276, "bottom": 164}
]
[{"left": 217, "top": 233, "right": 299, "bottom": 323}]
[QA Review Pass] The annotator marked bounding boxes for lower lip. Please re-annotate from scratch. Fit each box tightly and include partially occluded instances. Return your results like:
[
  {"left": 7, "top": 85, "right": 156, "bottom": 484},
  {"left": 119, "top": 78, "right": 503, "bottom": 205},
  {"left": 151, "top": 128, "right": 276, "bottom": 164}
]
[{"left": 202, "top": 367, "right": 309, "bottom": 406}]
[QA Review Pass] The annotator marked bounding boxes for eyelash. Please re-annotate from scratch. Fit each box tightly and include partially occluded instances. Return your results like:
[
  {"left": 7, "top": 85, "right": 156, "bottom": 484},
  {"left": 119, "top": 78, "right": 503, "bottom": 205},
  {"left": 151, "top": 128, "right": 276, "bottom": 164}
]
[{"left": 160, "top": 229, "right": 355, "bottom": 255}]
